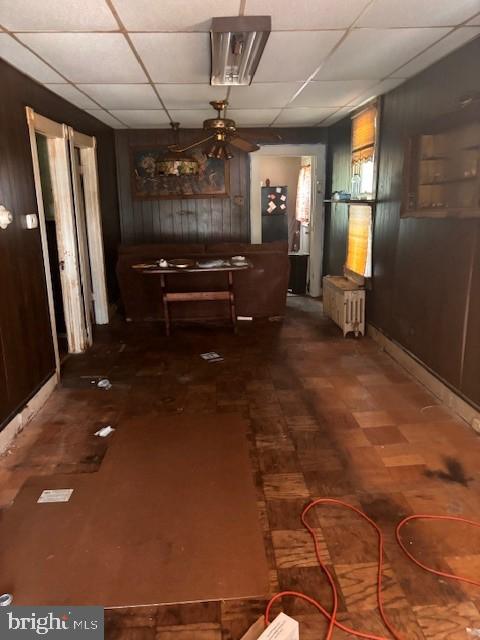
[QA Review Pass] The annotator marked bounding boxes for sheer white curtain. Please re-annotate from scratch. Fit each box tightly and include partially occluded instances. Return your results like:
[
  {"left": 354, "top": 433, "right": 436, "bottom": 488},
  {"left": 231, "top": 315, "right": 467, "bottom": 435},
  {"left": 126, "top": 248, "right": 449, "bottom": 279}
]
[{"left": 295, "top": 164, "right": 311, "bottom": 223}]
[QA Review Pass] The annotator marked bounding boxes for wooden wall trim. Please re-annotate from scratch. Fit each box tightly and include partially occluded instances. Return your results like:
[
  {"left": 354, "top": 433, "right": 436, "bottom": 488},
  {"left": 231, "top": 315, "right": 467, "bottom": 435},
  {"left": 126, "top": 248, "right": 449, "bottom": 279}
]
[
  {"left": 368, "top": 323, "right": 480, "bottom": 430},
  {"left": 0, "top": 374, "right": 57, "bottom": 454}
]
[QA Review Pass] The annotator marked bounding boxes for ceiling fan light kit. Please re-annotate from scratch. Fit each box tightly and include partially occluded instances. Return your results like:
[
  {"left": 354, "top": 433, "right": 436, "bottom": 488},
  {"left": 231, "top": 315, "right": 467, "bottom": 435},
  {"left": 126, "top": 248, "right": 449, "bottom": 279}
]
[
  {"left": 210, "top": 16, "right": 271, "bottom": 86},
  {"left": 166, "top": 100, "right": 262, "bottom": 162},
  {"left": 160, "top": 122, "right": 200, "bottom": 176}
]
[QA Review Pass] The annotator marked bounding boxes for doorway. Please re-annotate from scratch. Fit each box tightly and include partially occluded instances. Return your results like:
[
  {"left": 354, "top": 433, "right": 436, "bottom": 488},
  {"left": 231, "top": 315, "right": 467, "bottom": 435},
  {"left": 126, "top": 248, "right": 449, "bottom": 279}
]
[
  {"left": 249, "top": 144, "right": 325, "bottom": 297},
  {"left": 26, "top": 108, "right": 109, "bottom": 369}
]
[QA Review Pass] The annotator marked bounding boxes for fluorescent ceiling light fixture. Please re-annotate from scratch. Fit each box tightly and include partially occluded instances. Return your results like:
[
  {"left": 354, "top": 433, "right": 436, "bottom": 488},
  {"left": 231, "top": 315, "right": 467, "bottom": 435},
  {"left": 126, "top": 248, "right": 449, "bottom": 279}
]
[{"left": 210, "top": 16, "right": 271, "bottom": 86}]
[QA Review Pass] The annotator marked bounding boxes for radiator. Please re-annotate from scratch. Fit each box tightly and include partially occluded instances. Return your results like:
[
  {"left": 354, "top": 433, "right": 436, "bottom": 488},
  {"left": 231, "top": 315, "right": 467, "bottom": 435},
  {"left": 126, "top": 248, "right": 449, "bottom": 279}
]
[{"left": 322, "top": 276, "right": 365, "bottom": 337}]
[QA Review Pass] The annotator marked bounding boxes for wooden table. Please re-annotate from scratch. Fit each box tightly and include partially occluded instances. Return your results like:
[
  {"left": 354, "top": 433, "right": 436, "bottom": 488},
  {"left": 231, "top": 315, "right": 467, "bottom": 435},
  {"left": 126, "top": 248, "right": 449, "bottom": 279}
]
[{"left": 136, "top": 263, "right": 251, "bottom": 336}]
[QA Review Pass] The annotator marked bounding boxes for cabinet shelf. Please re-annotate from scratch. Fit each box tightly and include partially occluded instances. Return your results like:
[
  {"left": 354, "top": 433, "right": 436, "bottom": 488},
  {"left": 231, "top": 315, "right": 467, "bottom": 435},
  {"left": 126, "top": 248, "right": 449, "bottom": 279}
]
[
  {"left": 406, "top": 206, "right": 480, "bottom": 218},
  {"left": 402, "top": 116, "right": 480, "bottom": 219},
  {"left": 324, "top": 199, "right": 376, "bottom": 205},
  {"left": 419, "top": 176, "right": 478, "bottom": 186}
]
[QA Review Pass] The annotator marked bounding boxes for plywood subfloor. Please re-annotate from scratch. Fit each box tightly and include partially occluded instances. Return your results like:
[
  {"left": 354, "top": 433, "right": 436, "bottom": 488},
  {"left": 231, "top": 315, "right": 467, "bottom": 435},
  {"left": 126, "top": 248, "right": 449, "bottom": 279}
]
[{"left": 0, "top": 414, "right": 269, "bottom": 607}]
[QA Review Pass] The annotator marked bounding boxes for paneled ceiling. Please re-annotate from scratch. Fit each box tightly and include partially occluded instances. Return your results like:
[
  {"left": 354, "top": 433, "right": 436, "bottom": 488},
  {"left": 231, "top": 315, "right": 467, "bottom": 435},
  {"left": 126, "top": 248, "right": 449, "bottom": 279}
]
[{"left": 0, "top": 0, "right": 479, "bottom": 129}]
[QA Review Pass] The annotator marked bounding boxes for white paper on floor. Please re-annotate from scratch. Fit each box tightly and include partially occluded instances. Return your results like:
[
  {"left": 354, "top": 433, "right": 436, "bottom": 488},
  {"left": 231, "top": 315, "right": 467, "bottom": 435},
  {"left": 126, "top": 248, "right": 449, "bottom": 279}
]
[
  {"left": 240, "top": 613, "right": 299, "bottom": 640},
  {"left": 97, "top": 378, "right": 112, "bottom": 390},
  {"left": 94, "top": 425, "right": 115, "bottom": 438},
  {"left": 200, "top": 352, "right": 224, "bottom": 363},
  {"left": 37, "top": 489, "right": 74, "bottom": 504}
]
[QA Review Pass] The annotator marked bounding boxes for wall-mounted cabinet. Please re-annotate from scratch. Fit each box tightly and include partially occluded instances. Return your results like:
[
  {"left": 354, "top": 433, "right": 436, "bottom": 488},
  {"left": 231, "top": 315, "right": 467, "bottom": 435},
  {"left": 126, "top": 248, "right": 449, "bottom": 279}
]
[{"left": 401, "top": 107, "right": 480, "bottom": 218}]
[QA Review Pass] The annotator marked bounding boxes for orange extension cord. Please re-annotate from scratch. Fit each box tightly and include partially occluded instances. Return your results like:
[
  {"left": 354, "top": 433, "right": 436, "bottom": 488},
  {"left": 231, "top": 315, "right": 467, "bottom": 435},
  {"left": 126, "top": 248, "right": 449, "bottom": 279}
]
[{"left": 264, "top": 499, "right": 480, "bottom": 640}]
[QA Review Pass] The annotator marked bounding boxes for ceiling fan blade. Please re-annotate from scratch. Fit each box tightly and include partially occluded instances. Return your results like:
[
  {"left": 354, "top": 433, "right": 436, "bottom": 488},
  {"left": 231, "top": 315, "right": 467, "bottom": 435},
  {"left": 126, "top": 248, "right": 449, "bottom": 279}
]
[{"left": 229, "top": 136, "right": 260, "bottom": 153}]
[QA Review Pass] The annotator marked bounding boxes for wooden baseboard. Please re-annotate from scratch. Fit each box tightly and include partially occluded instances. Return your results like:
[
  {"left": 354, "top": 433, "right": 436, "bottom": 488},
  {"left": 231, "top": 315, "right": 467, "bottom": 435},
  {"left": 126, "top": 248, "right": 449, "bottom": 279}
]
[
  {"left": 367, "top": 324, "right": 480, "bottom": 432},
  {"left": 0, "top": 374, "right": 57, "bottom": 455}
]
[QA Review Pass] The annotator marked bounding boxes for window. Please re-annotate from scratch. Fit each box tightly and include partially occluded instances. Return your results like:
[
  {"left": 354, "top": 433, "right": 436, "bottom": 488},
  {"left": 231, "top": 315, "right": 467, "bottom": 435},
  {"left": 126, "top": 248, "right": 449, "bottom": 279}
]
[
  {"left": 351, "top": 103, "right": 377, "bottom": 200},
  {"left": 345, "top": 205, "right": 373, "bottom": 279}
]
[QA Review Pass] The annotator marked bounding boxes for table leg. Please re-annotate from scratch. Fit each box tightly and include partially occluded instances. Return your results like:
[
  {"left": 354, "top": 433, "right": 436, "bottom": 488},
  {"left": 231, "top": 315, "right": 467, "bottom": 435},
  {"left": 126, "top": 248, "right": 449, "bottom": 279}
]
[
  {"left": 228, "top": 271, "right": 237, "bottom": 334},
  {"left": 160, "top": 273, "right": 170, "bottom": 336}
]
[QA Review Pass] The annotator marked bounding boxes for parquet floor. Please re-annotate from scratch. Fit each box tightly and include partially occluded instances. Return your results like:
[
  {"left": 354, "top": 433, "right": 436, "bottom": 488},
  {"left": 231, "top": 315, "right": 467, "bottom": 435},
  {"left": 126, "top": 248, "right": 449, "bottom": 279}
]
[{"left": 2, "top": 296, "right": 480, "bottom": 639}]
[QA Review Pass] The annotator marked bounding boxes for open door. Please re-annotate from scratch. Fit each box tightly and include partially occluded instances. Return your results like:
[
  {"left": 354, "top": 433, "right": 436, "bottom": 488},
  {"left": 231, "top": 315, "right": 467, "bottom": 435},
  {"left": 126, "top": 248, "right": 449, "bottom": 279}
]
[{"left": 26, "top": 108, "right": 108, "bottom": 358}]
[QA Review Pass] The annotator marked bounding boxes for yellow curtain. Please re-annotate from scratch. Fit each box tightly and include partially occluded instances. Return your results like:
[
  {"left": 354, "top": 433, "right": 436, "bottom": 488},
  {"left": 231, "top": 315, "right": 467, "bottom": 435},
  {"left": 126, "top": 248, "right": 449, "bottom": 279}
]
[
  {"left": 295, "top": 164, "right": 311, "bottom": 223},
  {"left": 352, "top": 105, "right": 377, "bottom": 152},
  {"left": 345, "top": 205, "right": 373, "bottom": 277}
]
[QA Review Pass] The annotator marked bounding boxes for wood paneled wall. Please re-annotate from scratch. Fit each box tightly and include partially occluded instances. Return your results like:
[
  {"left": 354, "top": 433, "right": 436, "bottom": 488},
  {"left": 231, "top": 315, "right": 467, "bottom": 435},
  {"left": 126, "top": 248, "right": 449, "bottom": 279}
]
[
  {"left": 0, "top": 59, "right": 120, "bottom": 429},
  {"left": 323, "top": 117, "right": 351, "bottom": 276},
  {"left": 324, "top": 36, "right": 480, "bottom": 408},
  {"left": 115, "top": 129, "right": 249, "bottom": 244},
  {"left": 115, "top": 128, "right": 325, "bottom": 245}
]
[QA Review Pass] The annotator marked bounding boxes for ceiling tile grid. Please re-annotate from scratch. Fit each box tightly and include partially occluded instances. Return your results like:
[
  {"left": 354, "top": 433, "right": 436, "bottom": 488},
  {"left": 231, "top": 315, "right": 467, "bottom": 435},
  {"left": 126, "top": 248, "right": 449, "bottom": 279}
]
[
  {"left": 79, "top": 84, "right": 161, "bottom": 109},
  {"left": 17, "top": 32, "right": 148, "bottom": 82},
  {"left": 45, "top": 83, "right": 98, "bottom": 108},
  {"left": 0, "top": 0, "right": 478, "bottom": 128}
]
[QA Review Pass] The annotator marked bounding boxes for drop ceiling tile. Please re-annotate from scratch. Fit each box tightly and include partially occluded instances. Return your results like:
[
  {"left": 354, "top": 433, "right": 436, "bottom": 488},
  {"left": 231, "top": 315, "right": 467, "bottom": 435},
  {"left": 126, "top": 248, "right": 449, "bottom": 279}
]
[
  {"left": 254, "top": 31, "right": 345, "bottom": 82},
  {"left": 156, "top": 84, "right": 227, "bottom": 110},
  {"left": 319, "top": 107, "right": 354, "bottom": 127},
  {"left": 291, "top": 80, "right": 374, "bottom": 107},
  {"left": 346, "top": 78, "right": 405, "bottom": 106},
  {"left": 466, "top": 15, "right": 480, "bottom": 25},
  {"left": 109, "top": 109, "right": 171, "bottom": 128},
  {"left": 78, "top": 84, "right": 160, "bottom": 109},
  {"left": 315, "top": 28, "right": 450, "bottom": 80},
  {"left": 227, "top": 109, "right": 281, "bottom": 126},
  {"left": 169, "top": 110, "right": 216, "bottom": 127},
  {"left": 0, "top": 33, "right": 64, "bottom": 82},
  {"left": 17, "top": 33, "right": 147, "bottom": 83},
  {"left": 85, "top": 110, "right": 128, "bottom": 128},
  {"left": 0, "top": 0, "right": 118, "bottom": 31},
  {"left": 229, "top": 82, "right": 303, "bottom": 108},
  {"left": 130, "top": 33, "right": 209, "bottom": 83},
  {"left": 112, "top": 0, "right": 240, "bottom": 31},
  {"left": 391, "top": 27, "right": 480, "bottom": 78},
  {"left": 274, "top": 107, "right": 337, "bottom": 126},
  {"left": 357, "top": 0, "right": 480, "bottom": 27},
  {"left": 45, "top": 84, "right": 98, "bottom": 109},
  {"left": 245, "top": 0, "right": 371, "bottom": 29}
]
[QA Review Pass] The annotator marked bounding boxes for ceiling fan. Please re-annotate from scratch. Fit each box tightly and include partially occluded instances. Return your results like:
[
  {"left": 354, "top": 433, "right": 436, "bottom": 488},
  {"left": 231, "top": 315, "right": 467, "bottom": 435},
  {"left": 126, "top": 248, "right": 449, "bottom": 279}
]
[{"left": 168, "top": 100, "right": 281, "bottom": 160}]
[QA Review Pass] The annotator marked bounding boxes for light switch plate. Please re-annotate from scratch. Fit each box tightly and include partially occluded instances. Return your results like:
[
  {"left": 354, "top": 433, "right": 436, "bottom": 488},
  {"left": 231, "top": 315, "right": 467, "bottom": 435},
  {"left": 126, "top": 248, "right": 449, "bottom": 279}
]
[{"left": 25, "top": 213, "right": 39, "bottom": 229}]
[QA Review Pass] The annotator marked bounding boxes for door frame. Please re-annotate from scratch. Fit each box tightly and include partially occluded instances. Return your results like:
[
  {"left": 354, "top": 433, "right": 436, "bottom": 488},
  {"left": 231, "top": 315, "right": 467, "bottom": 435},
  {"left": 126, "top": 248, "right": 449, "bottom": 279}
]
[
  {"left": 249, "top": 143, "right": 326, "bottom": 297},
  {"left": 68, "top": 128, "right": 109, "bottom": 325},
  {"left": 26, "top": 108, "right": 108, "bottom": 362}
]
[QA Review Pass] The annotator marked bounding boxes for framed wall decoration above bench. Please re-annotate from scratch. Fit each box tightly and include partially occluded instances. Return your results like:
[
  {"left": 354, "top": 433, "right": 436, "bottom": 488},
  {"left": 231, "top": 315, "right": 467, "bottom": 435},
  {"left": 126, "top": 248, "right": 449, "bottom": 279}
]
[{"left": 130, "top": 146, "right": 230, "bottom": 200}]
